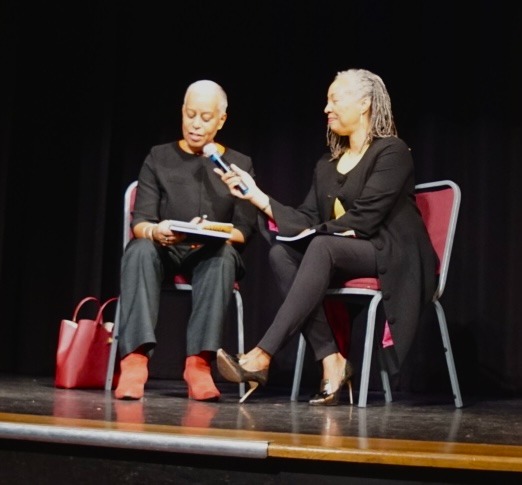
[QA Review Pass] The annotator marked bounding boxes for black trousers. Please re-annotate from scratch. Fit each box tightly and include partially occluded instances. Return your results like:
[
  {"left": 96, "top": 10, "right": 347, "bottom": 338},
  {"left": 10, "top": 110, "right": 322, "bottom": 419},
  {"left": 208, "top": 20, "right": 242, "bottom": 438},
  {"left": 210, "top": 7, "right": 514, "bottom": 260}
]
[
  {"left": 118, "top": 238, "right": 244, "bottom": 358},
  {"left": 258, "top": 235, "right": 377, "bottom": 361}
]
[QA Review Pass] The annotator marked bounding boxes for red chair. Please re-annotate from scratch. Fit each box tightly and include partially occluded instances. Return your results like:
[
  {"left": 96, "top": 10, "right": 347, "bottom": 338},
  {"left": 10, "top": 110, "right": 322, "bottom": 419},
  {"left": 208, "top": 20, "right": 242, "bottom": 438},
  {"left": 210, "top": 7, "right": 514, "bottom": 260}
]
[
  {"left": 104, "top": 181, "right": 245, "bottom": 397},
  {"left": 290, "top": 180, "right": 463, "bottom": 408}
]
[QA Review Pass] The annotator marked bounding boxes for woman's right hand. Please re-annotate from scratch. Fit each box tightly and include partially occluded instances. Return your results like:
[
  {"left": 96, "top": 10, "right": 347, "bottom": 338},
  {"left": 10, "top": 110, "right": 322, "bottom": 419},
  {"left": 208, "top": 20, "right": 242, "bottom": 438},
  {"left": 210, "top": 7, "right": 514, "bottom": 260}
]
[
  {"left": 214, "top": 164, "right": 271, "bottom": 212},
  {"left": 213, "top": 164, "right": 258, "bottom": 199}
]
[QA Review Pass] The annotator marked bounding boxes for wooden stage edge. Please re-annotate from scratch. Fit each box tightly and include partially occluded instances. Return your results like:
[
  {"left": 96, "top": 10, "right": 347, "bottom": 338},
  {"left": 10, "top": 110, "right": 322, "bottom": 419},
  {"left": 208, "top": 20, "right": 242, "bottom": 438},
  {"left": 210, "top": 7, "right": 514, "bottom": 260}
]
[{"left": 1, "top": 411, "right": 522, "bottom": 473}]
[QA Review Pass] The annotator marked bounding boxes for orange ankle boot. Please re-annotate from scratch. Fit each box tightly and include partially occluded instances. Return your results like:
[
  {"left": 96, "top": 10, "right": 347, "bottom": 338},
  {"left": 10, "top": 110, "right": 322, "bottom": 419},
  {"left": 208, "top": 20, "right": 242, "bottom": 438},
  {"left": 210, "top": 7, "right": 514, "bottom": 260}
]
[
  {"left": 114, "top": 352, "right": 149, "bottom": 400},
  {"left": 183, "top": 351, "right": 221, "bottom": 401}
]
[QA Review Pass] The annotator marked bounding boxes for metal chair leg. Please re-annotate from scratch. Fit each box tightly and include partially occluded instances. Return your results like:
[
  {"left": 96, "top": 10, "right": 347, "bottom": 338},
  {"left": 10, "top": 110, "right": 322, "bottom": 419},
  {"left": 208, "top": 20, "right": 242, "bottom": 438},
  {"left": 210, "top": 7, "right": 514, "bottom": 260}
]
[
  {"left": 105, "top": 298, "right": 120, "bottom": 391},
  {"left": 434, "top": 300, "right": 463, "bottom": 408},
  {"left": 290, "top": 334, "right": 306, "bottom": 401},
  {"left": 234, "top": 289, "right": 245, "bottom": 398}
]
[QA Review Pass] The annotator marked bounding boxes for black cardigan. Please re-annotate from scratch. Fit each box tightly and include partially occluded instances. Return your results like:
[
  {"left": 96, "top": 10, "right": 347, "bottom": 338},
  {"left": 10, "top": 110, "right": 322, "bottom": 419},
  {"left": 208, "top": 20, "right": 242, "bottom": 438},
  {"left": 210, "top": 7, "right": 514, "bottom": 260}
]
[{"left": 268, "top": 137, "right": 438, "bottom": 365}]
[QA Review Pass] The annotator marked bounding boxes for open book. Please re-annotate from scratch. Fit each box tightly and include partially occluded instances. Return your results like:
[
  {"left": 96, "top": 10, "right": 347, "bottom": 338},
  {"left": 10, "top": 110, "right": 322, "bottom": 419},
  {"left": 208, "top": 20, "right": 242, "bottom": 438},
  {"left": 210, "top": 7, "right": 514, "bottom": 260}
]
[
  {"left": 276, "top": 228, "right": 355, "bottom": 242},
  {"left": 169, "top": 219, "right": 233, "bottom": 242}
]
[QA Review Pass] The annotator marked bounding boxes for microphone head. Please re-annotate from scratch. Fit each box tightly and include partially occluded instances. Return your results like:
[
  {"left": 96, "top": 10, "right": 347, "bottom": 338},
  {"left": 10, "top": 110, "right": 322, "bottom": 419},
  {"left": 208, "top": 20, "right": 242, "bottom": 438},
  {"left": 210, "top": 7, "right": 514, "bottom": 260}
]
[{"left": 202, "top": 143, "right": 218, "bottom": 157}]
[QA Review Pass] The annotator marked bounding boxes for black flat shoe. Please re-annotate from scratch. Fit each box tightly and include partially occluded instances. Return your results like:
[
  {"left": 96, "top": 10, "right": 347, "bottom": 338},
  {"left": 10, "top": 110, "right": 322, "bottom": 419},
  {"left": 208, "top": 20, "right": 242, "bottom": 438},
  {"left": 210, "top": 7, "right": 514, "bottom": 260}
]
[
  {"left": 309, "top": 360, "right": 354, "bottom": 406},
  {"left": 216, "top": 348, "right": 268, "bottom": 403}
]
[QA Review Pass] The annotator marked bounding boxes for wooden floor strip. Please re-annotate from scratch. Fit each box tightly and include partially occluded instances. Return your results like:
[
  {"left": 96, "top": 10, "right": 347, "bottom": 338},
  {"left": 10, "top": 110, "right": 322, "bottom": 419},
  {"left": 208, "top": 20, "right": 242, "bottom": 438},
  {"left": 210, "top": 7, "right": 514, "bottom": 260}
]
[
  {"left": 267, "top": 434, "right": 522, "bottom": 471},
  {"left": 2, "top": 411, "right": 522, "bottom": 472}
]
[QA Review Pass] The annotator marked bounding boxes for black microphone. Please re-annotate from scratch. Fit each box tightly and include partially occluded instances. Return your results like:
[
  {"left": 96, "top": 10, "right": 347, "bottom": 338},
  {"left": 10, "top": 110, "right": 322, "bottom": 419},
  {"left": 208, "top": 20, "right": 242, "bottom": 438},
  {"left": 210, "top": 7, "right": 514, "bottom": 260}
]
[{"left": 203, "top": 143, "right": 249, "bottom": 195}]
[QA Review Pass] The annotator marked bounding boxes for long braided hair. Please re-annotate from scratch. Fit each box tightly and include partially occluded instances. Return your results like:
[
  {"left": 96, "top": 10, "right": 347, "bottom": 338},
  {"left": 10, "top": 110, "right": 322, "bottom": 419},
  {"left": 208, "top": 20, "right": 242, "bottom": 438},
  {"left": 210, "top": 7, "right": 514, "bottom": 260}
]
[{"left": 327, "top": 68, "right": 397, "bottom": 160}]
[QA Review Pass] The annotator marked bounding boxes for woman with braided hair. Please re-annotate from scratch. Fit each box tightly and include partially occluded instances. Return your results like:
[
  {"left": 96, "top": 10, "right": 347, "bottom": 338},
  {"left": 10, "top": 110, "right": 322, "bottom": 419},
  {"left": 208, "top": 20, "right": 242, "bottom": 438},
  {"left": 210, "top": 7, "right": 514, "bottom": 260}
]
[{"left": 215, "top": 68, "right": 437, "bottom": 405}]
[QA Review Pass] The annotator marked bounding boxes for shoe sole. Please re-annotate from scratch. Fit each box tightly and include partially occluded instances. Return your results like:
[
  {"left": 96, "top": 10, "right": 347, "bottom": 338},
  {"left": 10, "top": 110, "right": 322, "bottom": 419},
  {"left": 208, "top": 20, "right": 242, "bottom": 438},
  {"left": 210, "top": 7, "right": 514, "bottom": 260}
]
[{"left": 216, "top": 349, "right": 242, "bottom": 383}]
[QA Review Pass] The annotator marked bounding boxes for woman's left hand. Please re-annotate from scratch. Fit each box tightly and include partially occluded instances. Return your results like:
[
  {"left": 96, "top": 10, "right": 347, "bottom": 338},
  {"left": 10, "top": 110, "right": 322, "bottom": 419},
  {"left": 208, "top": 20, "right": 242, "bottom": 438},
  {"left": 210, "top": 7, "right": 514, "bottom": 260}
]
[{"left": 155, "top": 220, "right": 186, "bottom": 246}]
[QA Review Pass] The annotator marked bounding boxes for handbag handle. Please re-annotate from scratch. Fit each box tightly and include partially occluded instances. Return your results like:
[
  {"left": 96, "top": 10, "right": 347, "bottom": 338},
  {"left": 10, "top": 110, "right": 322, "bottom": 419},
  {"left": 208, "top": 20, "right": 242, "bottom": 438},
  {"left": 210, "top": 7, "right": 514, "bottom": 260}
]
[
  {"left": 95, "top": 297, "right": 119, "bottom": 325},
  {"left": 72, "top": 296, "right": 100, "bottom": 322}
]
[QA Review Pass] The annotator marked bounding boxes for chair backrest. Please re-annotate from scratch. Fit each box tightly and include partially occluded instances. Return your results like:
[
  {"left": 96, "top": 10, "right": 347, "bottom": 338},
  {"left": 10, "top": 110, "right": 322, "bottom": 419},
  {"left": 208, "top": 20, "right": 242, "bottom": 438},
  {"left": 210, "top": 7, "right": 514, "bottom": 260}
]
[
  {"left": 123, "top": 180, "right": 139, "bottom": 249},
  {"left": 415, "top": 180, "right": 461, "bottom": 300}
]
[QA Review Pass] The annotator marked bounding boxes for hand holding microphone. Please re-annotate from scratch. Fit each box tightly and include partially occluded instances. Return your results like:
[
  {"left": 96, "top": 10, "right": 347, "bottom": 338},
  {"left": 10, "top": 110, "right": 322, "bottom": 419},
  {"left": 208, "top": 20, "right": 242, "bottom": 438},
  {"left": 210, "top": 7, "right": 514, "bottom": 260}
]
[
  {"left": 219, "top": 164, "right": 258, "bottom": 198},
  {"left": 205, "top": 143, "right": 271, "bottom": 213},
  {"left": 203, "top": 143, "right": 249, "bottom": 195}
]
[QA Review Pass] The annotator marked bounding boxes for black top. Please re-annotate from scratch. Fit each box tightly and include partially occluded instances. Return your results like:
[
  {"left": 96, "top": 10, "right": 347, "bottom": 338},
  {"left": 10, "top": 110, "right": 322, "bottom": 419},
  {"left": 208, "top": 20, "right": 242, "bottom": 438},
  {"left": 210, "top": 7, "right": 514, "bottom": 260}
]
[{"left": 132, "top": 142, "right": 258, "bottom": 244}]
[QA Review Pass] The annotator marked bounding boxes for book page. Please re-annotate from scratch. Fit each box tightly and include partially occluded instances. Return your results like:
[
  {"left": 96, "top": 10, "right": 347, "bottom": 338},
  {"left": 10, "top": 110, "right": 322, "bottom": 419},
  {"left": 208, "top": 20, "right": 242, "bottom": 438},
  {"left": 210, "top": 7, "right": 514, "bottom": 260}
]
[
  {"left": 275, "top": 228, "right": 356, "bottom": 242},
  {"left": 275, "top": 228, "right": 317, "bottom": 242},
  {"left": 168, "top": 219, "right": 233, "bottom": 241},
  {"left": 200, "top": 220, "right": 234, "bottom": 233}
]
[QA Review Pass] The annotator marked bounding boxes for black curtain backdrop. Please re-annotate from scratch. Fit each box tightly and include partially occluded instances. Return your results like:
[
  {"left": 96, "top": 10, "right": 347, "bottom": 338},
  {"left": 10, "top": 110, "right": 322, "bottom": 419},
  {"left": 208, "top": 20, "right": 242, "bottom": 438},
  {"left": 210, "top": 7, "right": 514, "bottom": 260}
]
[{"left": 1, "top": 1, "right": 521, "bottom": 396}]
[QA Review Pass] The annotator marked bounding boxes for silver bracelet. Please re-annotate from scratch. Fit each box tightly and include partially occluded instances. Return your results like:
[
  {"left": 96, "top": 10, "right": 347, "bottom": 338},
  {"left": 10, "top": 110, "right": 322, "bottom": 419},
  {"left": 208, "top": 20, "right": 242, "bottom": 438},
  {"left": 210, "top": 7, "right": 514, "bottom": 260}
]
[{"left": 145, "top": 224, "right": 157, "bottom": 241}]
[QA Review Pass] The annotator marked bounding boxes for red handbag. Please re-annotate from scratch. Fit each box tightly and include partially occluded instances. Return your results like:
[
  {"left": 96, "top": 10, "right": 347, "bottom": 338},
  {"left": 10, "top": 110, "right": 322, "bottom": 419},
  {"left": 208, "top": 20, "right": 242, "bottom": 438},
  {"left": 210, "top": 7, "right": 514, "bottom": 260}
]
[{"left": 55, "top": 296, "right": 119, "bottom": 389}]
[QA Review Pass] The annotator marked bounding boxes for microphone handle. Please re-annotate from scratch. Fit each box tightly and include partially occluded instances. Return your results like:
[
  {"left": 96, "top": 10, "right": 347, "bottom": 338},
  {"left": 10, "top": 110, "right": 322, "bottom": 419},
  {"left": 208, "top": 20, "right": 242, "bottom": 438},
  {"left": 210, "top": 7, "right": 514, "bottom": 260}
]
[{"left": 210, "top": 155, "right": 249, "bottom": 195}]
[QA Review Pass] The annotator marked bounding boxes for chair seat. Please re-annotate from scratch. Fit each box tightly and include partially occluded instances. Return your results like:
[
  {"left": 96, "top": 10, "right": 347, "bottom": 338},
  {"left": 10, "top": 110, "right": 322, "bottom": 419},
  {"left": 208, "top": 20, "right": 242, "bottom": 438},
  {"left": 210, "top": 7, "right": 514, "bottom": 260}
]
[{"left": 343, "top": 277, "right": 381, "bottom": 290}]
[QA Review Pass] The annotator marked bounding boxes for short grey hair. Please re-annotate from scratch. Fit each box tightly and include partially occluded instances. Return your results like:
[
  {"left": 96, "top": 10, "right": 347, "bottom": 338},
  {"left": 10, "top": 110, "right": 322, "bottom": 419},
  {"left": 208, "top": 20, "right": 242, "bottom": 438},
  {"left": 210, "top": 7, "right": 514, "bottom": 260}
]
[{"left": 184, "top": 80, "right": 228, "bottom": 115}]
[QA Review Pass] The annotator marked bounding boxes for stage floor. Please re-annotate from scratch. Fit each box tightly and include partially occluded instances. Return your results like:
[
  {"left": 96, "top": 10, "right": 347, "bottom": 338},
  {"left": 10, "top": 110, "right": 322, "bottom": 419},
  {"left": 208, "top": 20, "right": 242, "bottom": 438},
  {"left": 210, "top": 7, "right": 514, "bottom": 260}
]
[{"left": 1, "top": 373, "right": 522, "bottom": 482}]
